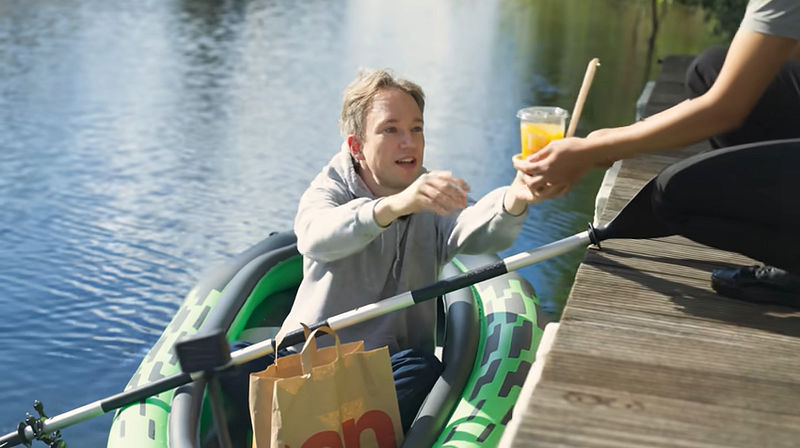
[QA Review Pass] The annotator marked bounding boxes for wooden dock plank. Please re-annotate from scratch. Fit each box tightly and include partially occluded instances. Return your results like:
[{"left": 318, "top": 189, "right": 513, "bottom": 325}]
[
  {"left": 517, "top": 383, "right": 800, "bottom": 448},
  {"left": 566, "top": 262, "right": 800, "bottom": 339},
  {"left": 584, "top": 240, "right": 756, "bottom": 279},
  {"left": 506, "top": 55, "right": 800, "bottom": 448}
]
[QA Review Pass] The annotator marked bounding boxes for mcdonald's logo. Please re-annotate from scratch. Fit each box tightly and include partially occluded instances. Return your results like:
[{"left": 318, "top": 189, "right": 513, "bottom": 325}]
[{"left": 286, "top": 410, "right": 398, "bottom": 448}]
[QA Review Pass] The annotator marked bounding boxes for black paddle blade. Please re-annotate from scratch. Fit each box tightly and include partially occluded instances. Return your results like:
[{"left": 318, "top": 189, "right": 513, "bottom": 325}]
[{"left": 591, "top": 176, "right": 674, "bottom": 244}]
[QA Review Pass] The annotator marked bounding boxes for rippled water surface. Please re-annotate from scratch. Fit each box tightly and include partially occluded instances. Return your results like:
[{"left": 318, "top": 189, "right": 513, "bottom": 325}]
[{"left": 0, "top": 0, "right": 723, "bottom": 444}]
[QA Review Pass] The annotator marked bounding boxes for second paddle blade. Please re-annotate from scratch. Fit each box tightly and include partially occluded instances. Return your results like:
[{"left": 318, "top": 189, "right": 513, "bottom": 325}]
[{"left": 593, "top": 177, "right": 674, "bottom": 242}]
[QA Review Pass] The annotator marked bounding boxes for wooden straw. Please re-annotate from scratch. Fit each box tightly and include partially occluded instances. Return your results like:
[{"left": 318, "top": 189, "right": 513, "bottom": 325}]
[{"left": 566, "top": 58, "right": 600, "bottom": 138}]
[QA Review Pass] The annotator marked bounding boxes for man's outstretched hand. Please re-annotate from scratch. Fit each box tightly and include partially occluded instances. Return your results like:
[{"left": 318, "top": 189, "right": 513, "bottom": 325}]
[{"left": 374, "top": 171, "right": 470, "bottom": 227}]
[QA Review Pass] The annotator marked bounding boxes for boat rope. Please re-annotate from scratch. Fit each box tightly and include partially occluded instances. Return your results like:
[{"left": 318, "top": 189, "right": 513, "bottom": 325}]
[{"left": 16, "top": 401, "right": 67, "bottom": 448}]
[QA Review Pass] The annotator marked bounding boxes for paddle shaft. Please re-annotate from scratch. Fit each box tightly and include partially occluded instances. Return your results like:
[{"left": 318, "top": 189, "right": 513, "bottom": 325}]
[
  {"left": 566, "top": 58, "right": 600, "bottom": 138},
  {"left": 0, "top": 229, "right": 593, "bottom": 447}
]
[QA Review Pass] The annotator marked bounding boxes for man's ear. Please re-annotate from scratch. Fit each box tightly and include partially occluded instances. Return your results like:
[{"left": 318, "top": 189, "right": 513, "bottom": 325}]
[{"left": 347, "top": 135, "right": 363, "bottom": 160}]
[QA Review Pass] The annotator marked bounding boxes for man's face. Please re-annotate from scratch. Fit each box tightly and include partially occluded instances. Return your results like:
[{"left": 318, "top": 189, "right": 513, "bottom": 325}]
[{"left": 351, "top": 88, "right": 424, "bottom": 197}]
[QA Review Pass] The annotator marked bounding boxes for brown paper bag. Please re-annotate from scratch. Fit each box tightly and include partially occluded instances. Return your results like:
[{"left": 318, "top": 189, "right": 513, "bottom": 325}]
[{"left": 249, "top": 325, "right": 404, "bottom": 448}]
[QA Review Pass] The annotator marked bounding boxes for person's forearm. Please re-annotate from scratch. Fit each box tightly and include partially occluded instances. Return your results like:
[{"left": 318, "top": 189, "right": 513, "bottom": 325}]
[
  {"left": 295, "top": 196, "right": 387, "bottom": 262},
  {"left": 373, "top": 195, "right": 405, "bottom": 227},
  {"left": 638, "top": 98, "right": 692, "bottom": 123},
  {"left": 585, "top": 30, "right": 798, "bottom": 162},
  {"left": 585, "top": 98, "right": 693, "bottom": 143},
  {"left": 586, "top": 95, "right": 740, "bottom": 160},
  {"left": 502, "top": 188, "right": 528, "bottom": 216},
  {"left": 442, "top": 187, "right": 526, "bottom": 259}
]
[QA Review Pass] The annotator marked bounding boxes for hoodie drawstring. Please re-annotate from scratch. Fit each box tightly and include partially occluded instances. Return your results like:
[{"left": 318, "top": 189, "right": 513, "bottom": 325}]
[{"left": 392, "top": 224, "right": 401, "bottom": 281}]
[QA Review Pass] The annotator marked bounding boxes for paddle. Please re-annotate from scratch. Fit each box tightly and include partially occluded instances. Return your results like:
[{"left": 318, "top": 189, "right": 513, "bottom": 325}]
[{"left": 0, "top": 177, "right": 672, "bottom": 448}]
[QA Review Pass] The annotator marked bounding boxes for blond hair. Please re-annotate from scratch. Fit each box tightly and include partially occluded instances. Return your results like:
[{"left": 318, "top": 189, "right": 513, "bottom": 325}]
[{"left": 339, "top": 68, "right": 425, "bottom": 141}]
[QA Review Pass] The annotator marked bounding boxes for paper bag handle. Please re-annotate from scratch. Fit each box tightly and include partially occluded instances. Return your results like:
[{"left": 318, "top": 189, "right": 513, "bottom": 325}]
[
  {"left": 299, "top": 325, "right": 342, "bottom": 375},
  {"left": 275, "top": 322, "right": 313, "bottom": 356}
]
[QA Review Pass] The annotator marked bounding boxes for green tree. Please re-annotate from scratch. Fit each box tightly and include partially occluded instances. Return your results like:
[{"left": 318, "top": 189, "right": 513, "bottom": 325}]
[{"left": 674, "top": 0, "right": 748, "bottom": 39}]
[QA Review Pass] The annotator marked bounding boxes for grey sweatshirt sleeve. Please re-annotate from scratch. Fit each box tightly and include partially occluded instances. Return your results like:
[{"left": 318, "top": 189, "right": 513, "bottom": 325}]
[
  {"left": 294, "top": 182, "right": 388, "bottom": 263},
  {"left": 436, "top": 186, "right": 528, "bottom": 262}
]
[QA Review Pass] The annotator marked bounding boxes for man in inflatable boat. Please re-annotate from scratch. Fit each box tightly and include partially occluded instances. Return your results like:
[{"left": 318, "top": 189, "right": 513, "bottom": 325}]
[{"left": 221, "top": 68, "right": 558, "bottom": 434}]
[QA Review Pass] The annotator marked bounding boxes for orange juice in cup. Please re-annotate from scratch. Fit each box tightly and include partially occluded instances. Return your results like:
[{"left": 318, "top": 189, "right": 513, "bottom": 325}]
[{"left": 516, "top": 107, "right": 569, "bottom": 159}]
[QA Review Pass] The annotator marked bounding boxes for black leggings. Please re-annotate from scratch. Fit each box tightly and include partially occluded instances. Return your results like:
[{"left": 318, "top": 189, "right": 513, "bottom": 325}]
[
  {"left": 652, "top": 139, "right": 800, "bottom": 276},
  {"left": 651, "top": 48, "right": 800, "bottom": 276}
]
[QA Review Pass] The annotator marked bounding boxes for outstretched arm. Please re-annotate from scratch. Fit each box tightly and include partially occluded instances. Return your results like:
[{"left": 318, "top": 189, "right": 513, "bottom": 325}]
[
  {"left": 297, "top": 170, "right": 473, "bottom": 262},
  {"left": 294, "top": 185, "right": 389, "bottom": 263},
  {"left": 597, "top": 30, "right": 798, "bottom": 159},
  {"left": 515, "top": 29, "right": 799, "bottom": 194}
]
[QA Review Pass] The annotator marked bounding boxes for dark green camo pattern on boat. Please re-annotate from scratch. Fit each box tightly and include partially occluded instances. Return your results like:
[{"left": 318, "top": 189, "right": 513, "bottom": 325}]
[
  {"left": 433, "top": 259, "right": 543, "bottom": 447},
  {"left": 106, "top": 288, "right": 222, "bottom": 447}
]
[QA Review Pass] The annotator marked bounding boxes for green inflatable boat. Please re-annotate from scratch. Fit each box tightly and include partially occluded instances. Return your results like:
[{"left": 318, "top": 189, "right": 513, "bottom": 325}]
[{"left": 106, "top": 231, "right": 546, "bottom": 447}]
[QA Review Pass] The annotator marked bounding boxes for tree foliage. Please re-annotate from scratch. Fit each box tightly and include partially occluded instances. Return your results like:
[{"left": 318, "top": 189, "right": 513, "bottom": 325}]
[{"left": 672, "top": 0, "right": 749, "bottom": 39}]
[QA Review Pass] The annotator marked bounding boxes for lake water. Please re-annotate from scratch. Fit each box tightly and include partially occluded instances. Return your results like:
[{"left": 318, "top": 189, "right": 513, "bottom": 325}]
[{"left": 0, "top": 0, "right": 724, "bottom": 445}]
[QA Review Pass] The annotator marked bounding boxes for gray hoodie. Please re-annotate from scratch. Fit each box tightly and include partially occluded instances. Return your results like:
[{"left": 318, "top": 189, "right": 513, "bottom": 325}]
[{"left": 279, "top": 149, "right": 528, "bottom": 355}]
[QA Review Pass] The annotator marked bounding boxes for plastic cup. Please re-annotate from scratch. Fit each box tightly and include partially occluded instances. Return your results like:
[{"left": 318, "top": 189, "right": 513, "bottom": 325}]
[{"left": 516, "top": 107, "right": 569, "bottom": 160}]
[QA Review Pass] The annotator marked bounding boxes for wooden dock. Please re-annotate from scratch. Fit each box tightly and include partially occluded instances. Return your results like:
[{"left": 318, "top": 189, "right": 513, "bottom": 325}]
[{"left": 501, "top": 56, "right": 800, "bottom": 447}]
